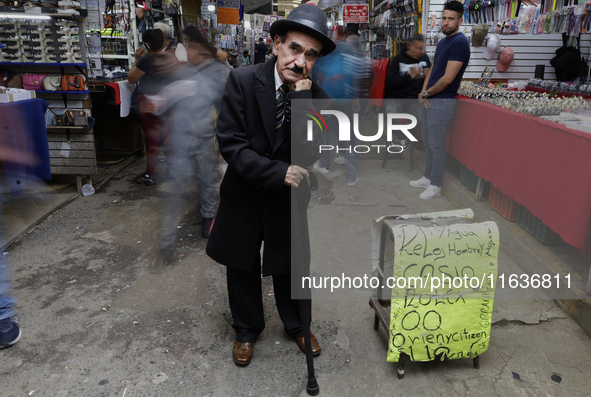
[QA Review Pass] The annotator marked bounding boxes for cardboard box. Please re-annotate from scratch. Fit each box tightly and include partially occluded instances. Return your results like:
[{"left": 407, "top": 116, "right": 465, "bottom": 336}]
[
  {"left": 0, "top": 89, "right": 36, "bottom": 102},
  {"left": 0, "top": 92, "right": 14, "bottom": 103},
  {"left": 10, "top": 89, "right": 36, "bottom": 102}
]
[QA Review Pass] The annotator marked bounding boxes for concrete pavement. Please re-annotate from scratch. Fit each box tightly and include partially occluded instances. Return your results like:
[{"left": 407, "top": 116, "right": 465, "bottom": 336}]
[{"left": 1, "top": 155, "right": 590, "bottom": 396}]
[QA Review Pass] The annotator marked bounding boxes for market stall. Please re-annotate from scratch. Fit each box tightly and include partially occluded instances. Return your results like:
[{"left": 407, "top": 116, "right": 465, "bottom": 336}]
[{"left": 446, "top": 94, "right": 591, "bottom": 251}]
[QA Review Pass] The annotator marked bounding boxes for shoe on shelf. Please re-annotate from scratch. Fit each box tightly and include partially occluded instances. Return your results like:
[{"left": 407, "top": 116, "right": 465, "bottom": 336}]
[
  {"left": 419, "top": 185, "right": 441, "bottom": 200},
  {"left": 409, "top": 176, "right": 431, "bottom": 188},
  {"left": 334, "top": 155, "right": 346, "bottom": 165},
  {"left": 202, "top": 217, "right": 214, "bottom": 239},
  {"left": 347, "top": 177, "right": 359, "bottom": 187},
  {"left": 313, "top": 162, "right": 329, "bottom": 174},
  {"left": 0, "top": 318, "right": 21, "bottom": 348}
]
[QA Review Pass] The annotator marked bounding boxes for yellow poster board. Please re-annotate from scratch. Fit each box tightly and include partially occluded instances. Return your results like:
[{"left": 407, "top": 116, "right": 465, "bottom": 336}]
[{"left": 387, "top": 221, "right": 499, "bottom": 362}]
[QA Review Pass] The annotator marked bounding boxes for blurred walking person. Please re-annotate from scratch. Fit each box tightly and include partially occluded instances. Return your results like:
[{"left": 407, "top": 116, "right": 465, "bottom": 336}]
[
  {"left": 149, "top": 25, "right": 227, "bottom": 263},
  {"left": 154, "top": 21, "right": 188, "bottom": 63},
  {"left": 311, "top": 23, "right": 373, "bottom": 186},
  {"left": 384, "top": 34, "right": 430, "bottom": 150},
  {"left": 128, "top": 29, "right": 180, "bottom": 186},
  {"left": 0, "top": 103, "right": 49, "bottom": 347}
]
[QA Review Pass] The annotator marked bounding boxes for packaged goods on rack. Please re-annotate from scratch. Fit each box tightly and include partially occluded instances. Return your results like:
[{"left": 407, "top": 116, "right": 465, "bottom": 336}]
[
  {"left": 370, "top": 0, "right": 422, "bottom": 60},
  {"left": 0, "top": 16, "right": 86, "bottom": 64}
]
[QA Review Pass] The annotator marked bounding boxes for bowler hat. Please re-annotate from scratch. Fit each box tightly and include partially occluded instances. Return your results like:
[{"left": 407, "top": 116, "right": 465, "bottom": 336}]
[{"left": 270, "top": 4, "right": 336, "bottom": 55}]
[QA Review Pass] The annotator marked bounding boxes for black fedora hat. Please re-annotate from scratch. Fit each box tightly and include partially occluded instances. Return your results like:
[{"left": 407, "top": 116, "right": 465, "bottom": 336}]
[{"left": 270, "top": 4, "right": 336, "bottom": 55}]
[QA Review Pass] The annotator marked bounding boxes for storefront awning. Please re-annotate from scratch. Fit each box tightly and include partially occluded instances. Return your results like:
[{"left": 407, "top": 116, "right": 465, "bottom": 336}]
[
  {"left": 317, "top": 0, "right": 342, "bottom": 9},
  {"left": 241, "top": 0, "right": 273, "bottom": 14}
]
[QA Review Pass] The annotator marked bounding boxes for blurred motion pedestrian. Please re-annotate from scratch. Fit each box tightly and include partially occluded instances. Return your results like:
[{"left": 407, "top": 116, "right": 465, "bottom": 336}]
[
  {"left": 0, "top": 103, "right": 49, "bottom": 347},
  {"left": 128, "top": 29, "right": 180, "bottom": 186},
  {"left": 311, "top": 23, "right": 373, "bottom": 186},
  {"left": 384, "top": 34, "right": 430, "bottom": 150},
  {"left": 154, "top": 21, "right": 188, "bottom": 63},
  {"left": 0, "top": 188, "right": 20, "bottom": 348},
  {"left": 148, "top": 25, "right": 227, "bottom": 262}
]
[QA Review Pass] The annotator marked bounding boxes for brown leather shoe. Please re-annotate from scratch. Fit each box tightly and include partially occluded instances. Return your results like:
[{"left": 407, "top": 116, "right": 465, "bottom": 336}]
[
  {"left": 233, "top": 341, "right": 255, "bottom": 365},
  {"left": 295, "top": 333, "right": 321, "bottom": 356}
]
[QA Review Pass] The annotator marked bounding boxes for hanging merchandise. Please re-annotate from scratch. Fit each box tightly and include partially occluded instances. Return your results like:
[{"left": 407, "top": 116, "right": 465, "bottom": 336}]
[
  {"left": 482, "top": 33, "right": 501, "bottom": 59},
  {"left": 497, "top": 46, "right": 514, "bottom": 72},
  {"left": 471, "top": 24, "right": 489, "bottom": 46},
  {"left": 369, "top": 0, "right": 422, "bottom": 59},
  {"left": 487, "top": 1, "right": 591, "bottom": 37},
  {"left": 476, "top": 67, "right": 495, "bottom": 86}
]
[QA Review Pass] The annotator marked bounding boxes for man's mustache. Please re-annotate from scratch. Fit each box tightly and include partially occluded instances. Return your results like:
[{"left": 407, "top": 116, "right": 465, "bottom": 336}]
[{"left": 291, "top": 65, "right": 304, "bottom": 74}]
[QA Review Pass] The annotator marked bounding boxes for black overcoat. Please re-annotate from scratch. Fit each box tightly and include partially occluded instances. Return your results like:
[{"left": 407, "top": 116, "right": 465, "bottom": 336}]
[{"left": 206, "top": 58, "right": 330, "bottom": 276}]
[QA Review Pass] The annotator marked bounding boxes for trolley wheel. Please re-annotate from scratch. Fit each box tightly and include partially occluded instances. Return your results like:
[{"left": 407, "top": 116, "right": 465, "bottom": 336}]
[{"left": 473, "top": 356, "right": 480, "bottom": 369}]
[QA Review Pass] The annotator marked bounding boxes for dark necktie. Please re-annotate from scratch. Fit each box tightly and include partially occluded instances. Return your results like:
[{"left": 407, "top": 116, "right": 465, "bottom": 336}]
[{"left": 275, "top": 84, "right": 288, "bottom": 131}]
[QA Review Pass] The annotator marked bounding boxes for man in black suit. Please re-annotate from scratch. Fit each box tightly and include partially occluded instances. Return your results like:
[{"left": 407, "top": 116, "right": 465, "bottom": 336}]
[{"left": 206, "top": 4, "right": 336, "bottom": 366}]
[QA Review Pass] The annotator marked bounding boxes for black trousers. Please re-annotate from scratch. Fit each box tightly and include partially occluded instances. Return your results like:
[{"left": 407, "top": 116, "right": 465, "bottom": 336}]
[{"left": 227, "top": 247, "right": 304, "bottom": 343}]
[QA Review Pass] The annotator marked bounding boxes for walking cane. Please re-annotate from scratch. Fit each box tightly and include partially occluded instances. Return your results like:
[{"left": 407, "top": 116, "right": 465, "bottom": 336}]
[{"left": 291, "top": 170, "right": 319, "bottom": 396}]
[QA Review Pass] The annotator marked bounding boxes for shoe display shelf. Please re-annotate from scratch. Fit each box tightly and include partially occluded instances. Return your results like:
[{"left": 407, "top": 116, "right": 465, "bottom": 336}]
[
  {"left": 0, "top": 11, "right": 97, "bottom": 194},
  {"left": 516, "top": 205, "right": 561, "bottom": 245},
  {"left": 488, "top": 185, "right": 519, "bottom": 222},
  {"left": 0, "top": 13, "right": 86, "bottom": 64}
]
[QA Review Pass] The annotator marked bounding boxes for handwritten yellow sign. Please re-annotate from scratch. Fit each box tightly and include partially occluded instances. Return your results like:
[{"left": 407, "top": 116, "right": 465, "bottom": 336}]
[{"left": 387, "top": 221, "right": 499, "bottom": 362}]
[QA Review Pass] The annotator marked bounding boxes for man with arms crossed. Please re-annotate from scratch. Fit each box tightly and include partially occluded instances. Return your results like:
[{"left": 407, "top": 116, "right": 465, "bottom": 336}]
[{"left": 410, "top": 1, "right": 470, "bottom": 199}]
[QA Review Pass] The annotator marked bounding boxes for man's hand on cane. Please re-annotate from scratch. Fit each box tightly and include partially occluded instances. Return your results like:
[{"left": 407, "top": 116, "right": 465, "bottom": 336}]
[{"left": 285, "top": 165, "right": 309, "bottom": 188}]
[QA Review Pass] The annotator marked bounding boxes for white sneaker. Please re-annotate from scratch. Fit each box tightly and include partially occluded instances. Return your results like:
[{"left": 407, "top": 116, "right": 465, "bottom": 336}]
[
  {"left": 419, "top": 185, "right": 441, "bottom": 200},
  {"left": 347, "top": 177, "right": 359, "bottom": 187},
  {"left": 334, "top": 155, "right": 346, "bottom": 165},
  {"left": 409, "top": 176, "right": 431, "bottom": 188},
  {"left": 313, "top": 163, "right": 329, "bottom": 174}
]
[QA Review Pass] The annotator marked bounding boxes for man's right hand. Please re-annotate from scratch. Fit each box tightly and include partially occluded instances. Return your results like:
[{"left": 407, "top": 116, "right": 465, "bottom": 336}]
[{"left": 285, "top": 165, "right": 309, "bottom": 188}]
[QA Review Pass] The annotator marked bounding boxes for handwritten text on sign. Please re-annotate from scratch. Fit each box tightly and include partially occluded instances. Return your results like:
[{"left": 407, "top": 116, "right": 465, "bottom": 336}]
[
  {"left": 342, "top": 5, "right": 370, "bottom": 24},
  {"left": 387, "top": 221, "right": 499, "bottom": 362}
]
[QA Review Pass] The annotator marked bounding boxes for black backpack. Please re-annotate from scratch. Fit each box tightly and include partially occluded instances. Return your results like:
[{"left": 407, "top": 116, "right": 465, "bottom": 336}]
[{"left": 550, "top": 33, "right": 583, "bottom": 82}]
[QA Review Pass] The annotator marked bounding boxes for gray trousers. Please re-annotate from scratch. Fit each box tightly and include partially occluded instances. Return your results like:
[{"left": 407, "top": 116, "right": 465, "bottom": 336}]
[{"left": 160, "top": 152, "right": 217, "bottom": 250}]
